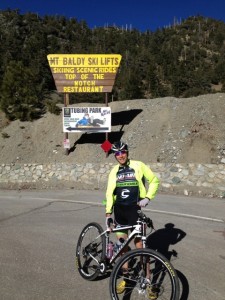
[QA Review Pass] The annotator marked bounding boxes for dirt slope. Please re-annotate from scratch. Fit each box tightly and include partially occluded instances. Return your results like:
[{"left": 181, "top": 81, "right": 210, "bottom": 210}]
[{"left": 0, "top": 93, "right": 225, "bottom": 165}]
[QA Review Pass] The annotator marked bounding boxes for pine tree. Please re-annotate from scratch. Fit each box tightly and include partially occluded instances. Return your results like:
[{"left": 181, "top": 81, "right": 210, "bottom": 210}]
[{"left": 0, "top": 61, "right": 44, "bottom": 120}]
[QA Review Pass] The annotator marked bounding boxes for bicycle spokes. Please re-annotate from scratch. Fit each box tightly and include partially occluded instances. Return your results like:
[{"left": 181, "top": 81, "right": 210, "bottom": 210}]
[
  {"left": 110, "top": 249, "right": 179, "bottom": 299},
  {"left": 76, "top": 222, "right": 106, "bottom": 281}
]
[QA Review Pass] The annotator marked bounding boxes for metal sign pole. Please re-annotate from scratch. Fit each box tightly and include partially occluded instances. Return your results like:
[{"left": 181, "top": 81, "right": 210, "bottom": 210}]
[
  {"left": 105, "top": 92, "right": 109, "bottom": 157},
  {"left": 64, "top": 93, "right": 69, "bottom": 155}
]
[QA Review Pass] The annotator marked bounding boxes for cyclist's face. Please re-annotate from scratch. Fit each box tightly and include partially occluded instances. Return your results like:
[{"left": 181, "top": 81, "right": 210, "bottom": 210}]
[{"left": 115, "top": 151, "right": 128, "bottom": 165}]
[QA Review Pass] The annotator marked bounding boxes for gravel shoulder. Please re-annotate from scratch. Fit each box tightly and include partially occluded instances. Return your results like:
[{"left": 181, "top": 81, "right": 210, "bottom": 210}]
[{"left": 0, "top": 93, "right": 225, "bottom": 166}]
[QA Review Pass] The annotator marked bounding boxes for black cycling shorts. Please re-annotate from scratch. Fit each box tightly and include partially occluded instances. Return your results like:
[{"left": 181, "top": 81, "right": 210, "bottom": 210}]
[{"left": 114, "top": 203, "right": 139, "bottom": 227}]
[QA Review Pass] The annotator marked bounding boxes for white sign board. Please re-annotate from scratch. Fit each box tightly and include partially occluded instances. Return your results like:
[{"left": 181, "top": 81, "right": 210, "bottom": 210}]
[{"left": 63, "top": 107, "right": 111, "bottom": 133}]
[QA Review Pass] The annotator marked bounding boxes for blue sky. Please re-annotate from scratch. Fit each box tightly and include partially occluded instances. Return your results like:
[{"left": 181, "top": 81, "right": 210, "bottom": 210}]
[{"left": 1, "top": 0, "right": 225, "bottom": 32}]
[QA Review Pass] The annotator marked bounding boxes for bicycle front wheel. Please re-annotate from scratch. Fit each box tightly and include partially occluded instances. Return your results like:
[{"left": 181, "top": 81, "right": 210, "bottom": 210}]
[
  {"left": 110, "top": 248, "right": 180, "bottom": 300},
  {"left": 76, "top": 222, "right": 106, "bottom": 281}
]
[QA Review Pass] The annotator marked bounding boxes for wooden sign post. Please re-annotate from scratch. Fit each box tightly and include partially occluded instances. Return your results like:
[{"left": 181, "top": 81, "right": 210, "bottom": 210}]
[{"left": 47, "top": 54, "right": 122, "bottom": 155}]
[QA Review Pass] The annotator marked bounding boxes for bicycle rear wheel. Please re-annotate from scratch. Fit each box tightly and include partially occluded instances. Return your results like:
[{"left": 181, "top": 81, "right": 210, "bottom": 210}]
[
  {"left": 110, "top": 248, "right": 180, "bottom": 300},
  {"left": 76, "top": 222, "right": 106, "bottom": 280}
]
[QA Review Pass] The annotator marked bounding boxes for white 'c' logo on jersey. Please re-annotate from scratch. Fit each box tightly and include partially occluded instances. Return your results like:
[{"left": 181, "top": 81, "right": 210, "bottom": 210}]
[{"left": 121, "top": 189, "right": 130, "bottom": 199}]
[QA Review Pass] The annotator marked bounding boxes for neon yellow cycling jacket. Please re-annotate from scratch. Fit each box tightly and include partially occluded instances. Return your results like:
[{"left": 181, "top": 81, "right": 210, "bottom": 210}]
[{"left": 105, "top": 160, "right": 160, "bottom": 214}]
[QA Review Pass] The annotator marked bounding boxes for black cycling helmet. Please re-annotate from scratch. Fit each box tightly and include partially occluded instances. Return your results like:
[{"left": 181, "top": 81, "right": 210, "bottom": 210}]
[{"left": 111, "top": 141, "right": 128, "bottom": 153}]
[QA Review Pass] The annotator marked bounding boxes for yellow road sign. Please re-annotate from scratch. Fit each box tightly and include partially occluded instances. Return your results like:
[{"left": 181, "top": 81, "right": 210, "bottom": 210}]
[{"left": 47, "top": 54, "right": 122, "bottom": 93}]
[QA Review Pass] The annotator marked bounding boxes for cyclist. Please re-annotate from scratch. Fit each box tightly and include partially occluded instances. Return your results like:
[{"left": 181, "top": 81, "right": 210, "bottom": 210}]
[{"left": 105, "top": 141, "right": 159, "bottom": 296}]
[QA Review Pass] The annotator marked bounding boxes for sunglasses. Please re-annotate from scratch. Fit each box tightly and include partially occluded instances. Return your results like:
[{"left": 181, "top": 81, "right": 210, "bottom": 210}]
[{"left": 114, "top": 150, "right": 127, "bottom": 157}]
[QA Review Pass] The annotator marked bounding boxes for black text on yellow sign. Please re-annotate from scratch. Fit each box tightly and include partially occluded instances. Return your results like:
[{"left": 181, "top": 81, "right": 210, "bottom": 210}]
[{"left": 47, "top": 54, "right": 122, "bottom": 93}]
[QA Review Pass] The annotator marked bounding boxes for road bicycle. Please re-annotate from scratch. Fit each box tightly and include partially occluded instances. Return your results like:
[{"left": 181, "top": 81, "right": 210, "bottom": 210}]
[{"left": 76, "top": 210, "right": 180, "bottom": 299}]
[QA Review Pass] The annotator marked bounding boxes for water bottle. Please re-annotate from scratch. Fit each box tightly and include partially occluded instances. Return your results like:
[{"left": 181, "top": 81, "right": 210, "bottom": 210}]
[
  {"left": 107, "top": 241, "right": 114, "bottom": 259},
  {"left": 114, "top": 238, "right": 125, "bottom": 253}
]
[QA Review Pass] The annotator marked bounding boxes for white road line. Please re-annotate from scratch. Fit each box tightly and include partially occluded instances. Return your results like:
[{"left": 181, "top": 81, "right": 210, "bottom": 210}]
[
  {"left": 144, "top": 208, "right": 224, "bottom": 223},
  {"left": 1, "top": 195, "right": 223, "bottom": 223}
]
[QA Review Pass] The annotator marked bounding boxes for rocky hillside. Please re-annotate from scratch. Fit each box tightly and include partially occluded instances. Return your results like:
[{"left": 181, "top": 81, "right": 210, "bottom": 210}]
[{"left": 0, "top": 93, "right": 225, "bottom": 166}]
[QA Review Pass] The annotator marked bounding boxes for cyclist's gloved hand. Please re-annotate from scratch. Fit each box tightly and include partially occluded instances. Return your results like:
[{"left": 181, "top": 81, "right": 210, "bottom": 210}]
[
  {"left": 139, "top": 198, "right": 150, "bottom": 207},
  {"left": 106, "top": 216, "right": 113, "bottom": 228}
]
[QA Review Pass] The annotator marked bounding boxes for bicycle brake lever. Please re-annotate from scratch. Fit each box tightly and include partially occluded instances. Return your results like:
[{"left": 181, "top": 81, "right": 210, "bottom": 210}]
[
  {"left": 137, "top": 210, "right": 145, "bottom": 218},
  {"left": 138, "top": 210, "right": 154, "bottom": 229}
]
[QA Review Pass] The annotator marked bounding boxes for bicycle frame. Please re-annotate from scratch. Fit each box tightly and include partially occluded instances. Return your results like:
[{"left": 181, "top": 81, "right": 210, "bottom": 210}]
[
  {"left": 77, "top": 211, "right": 153, "bottom": 277},
  {"left": 102, "top": 217, "right": 148, "bottom": 265},
  {"left": 76, "top": 211, "right": 179, "bottom": 299}
]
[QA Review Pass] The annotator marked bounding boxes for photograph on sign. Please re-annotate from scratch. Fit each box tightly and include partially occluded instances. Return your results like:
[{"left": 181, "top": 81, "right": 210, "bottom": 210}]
[{"left": 63, "top": 107, "right": 111, "bottom": 132}]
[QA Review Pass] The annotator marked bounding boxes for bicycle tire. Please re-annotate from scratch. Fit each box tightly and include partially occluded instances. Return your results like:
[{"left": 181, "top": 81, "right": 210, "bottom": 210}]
[
  {"left": 110, "top": 248, "right": 180, "bottom": 300},
  {"left": 76, "top": 222, "right": 106, "bottom": 281}
]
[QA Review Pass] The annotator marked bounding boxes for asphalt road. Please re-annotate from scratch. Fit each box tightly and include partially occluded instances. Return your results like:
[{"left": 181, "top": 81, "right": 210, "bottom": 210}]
[{"left": 0, "top": 189, "right": 224, "bottom": 300}]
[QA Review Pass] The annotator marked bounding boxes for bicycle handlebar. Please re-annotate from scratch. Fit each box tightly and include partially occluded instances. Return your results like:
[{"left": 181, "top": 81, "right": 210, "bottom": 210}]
[
  {"left": 106, "top": 210, "right": 154, "bottom": 231},
  {"left": 137, "top": 210, "right": 154, "bottom": 229}
]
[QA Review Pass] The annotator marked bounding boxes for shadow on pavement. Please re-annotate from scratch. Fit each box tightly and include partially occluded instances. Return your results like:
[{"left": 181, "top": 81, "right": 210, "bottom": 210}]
[{"left": 147, "top": 223, "right": 189, "bottom": 299}]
